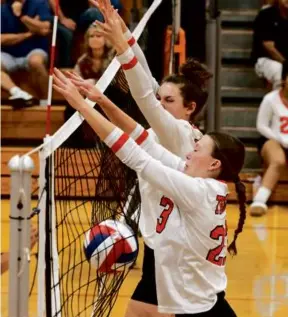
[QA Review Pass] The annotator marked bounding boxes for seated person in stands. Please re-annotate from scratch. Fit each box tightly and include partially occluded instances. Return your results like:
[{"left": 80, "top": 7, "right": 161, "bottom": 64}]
[
  {"left": 73, "top": 22, "right": 115, "bottom": 84},
  {"left": 49, "top": 0, "right": 122, "bottom": 67},
  {"left": 1, "top": 0, "right": 51, "bottom": 106},
  {"left": 251, "top": 0, "right": 288, "bottom": 89},
  {"left": 250, "top": 61, "right": 288, "bottom": 216}
]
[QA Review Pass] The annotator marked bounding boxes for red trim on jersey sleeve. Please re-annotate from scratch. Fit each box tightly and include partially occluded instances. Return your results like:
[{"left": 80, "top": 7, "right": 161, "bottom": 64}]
[
  {"left": 111, "top": 133, "right": 129, "bottom": 153},
  {"left": 128, "top": 36, "right": 136, "bottom": 46},
  {"left": 122, "top": 56, "right": 138, "bottom": 70},
  {"left": 135, "top": 129, "right": 149, "bottom": 145}
]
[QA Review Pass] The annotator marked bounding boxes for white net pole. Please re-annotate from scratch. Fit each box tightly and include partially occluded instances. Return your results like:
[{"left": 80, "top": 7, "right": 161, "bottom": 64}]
[
  {"left": 37, "top": 149, "right": 47, "bottom": 317},
  {"left": 8, "top": 155, "right": 34, "bottom": 317}
]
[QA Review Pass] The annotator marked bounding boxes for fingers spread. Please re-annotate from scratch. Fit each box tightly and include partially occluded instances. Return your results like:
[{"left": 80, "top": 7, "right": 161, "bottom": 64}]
[
  {"left": 53, "top": 74, "right": 66, "bottom": 90},
  {"left": 54, "top": 67, "right": 68, "bottom": 83}
]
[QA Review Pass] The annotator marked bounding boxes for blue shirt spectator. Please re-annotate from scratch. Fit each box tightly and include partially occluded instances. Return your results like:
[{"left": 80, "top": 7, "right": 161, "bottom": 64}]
[{"left": 1, "top": 0, "right": 52, "bottom": 57}]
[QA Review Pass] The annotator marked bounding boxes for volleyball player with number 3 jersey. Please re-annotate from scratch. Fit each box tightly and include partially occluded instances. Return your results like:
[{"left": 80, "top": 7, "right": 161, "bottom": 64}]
[
  {"left": 250, "top": 61, "right": 288, "bottom": 216},
  {"left": 53, "top": 65, "right": 247, "bottom": 316},
  {"left": 70, "top": 1, "right": 210, "bottom": 316}
]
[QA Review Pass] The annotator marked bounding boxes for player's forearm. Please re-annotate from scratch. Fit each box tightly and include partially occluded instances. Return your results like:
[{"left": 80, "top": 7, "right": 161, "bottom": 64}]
[
  {"left": 20, "top": 16, "right": 51, "bottom": 36},
  {"left": 1, "top": 32, "right": 32, "bottom": 45},
  {"left": 77, "top": 100, "right": 117, "bottom": 141},
  {"left": 96, "top": 94, "right": 138, "bottom": 135},
  {"left": 104, "top": 127, "right": 190, "bottom": 207},
  {"left": 129, "top": 124, "right": 184, "bottom": 170},
  {"left": 117, "top": 48, "right": 182, "bottom": 153},
  {"left": 124, "top": 30, "right": 159, "bottom": 93},
  {"left": 263, "top": 42, "right": 286, "bottom": 63},
  {"left": 257, "top": 125, "right": 280, "bottom": 142}
]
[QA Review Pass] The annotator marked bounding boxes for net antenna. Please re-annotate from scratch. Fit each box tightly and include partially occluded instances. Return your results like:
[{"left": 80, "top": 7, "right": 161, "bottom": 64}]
[
  {"left": 8, "top": 1, "right": 163, "bottom": 317},
  {"left": 164, "top": 0, "right": 186, "bottom": 76}
]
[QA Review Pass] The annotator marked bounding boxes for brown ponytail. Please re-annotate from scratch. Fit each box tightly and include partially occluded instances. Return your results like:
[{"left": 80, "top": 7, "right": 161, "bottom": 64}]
[
  {"left": 162, "top": 58, "right": 212, "bottom": 121},
  {"left": 208, "top": 132, "right": 247, "bottom": 256},
  {"left": 227, "top": 177, "right": 247, "bottom": 256}
]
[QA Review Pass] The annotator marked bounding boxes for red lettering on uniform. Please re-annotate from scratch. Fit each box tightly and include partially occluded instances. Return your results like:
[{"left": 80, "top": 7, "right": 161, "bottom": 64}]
[
  {"left": 156, "top": 196, "right": 174, "bottom": 234},
  {"left": 206, "top": 221, "right": 227, "bottom": 266},
  {"left": 215, "top": 195, "right": 227, "bottom": 215},
  {"left": 280, "top": 117, "right": 288, "bottom": 134}
]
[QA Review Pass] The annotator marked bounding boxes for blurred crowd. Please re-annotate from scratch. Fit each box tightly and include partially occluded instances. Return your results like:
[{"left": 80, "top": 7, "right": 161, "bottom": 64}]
[{"left": 0, "top": 0, "right": 127, "bottom": 105}]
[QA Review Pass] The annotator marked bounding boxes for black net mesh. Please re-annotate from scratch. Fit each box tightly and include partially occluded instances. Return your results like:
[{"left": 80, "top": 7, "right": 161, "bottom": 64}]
[{"left": 45, "top": 69, "right": 148, "bottom": 317}]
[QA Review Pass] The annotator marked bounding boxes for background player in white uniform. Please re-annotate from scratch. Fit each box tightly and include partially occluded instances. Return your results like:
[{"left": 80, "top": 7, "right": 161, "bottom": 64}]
[
  {"left": 53, "top": 67, "right": 247, "bottom": 316},
  {"left": 68, "top": 2, "right": 211, "bottom": 316},
  {"left": 250, "top": 61, "right": 288, "bottom": 216}
]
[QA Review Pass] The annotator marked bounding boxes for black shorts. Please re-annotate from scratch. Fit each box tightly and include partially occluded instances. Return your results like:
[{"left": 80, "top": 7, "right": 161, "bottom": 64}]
[
  {"left": 176, "top": 292, "right": 237, "bottom": 317},
  {"left": 257, "top": 136, "right": 288, "bottom": 160},
  {"left": 131, "top": 243, "right": 158, "bottom": 305}
]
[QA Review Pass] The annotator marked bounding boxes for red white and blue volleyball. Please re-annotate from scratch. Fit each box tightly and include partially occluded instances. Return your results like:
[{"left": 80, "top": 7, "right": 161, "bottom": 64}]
[{"left": 83, "top": 220, "right": 138, "bottom": 272}]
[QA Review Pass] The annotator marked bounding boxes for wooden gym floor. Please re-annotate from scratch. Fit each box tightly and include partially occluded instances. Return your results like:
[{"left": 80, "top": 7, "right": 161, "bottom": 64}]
[{"left": 1, "top": 200, "right": 288, "bottom": 317}]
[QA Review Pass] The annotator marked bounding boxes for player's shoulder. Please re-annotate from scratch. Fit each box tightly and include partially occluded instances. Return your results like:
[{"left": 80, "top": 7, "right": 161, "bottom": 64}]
[
  {"left": 202, "top": 178, "right": 228, "bottom": 196},
  {"left": 178, "top": 120, "right": 203, "bottom": 140},
  {"left": 193, "top": 178, "right": 227, "bottom": 193},
  {"left": 263, "top": 89, "right": 280, "bottom": 103}
]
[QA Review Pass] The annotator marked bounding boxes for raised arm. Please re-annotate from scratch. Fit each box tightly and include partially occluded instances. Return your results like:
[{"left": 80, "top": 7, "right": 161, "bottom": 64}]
[
  {"left": 123, "top": 29, "right": 159, "bottom": 94},
  {"left": 105, "top": 128, "right": 206, "bottom": 210},
  {"left": 257, "top": 94, "right": 282, "bottom": 142},
  {"left": 53, "top": 68, "right": 203, "bottom": 209},
  {"left": 90, "top": 0, "right": 159, "bottom": 93},
  {"left": 117, "top": 47, "right": 199, "bottom": 154},
  {"left": 55, "top": 68, "right": 184, "bottom": 170},
  {"left": 93, "top": 8, "right": 199, "bottom": 155}
]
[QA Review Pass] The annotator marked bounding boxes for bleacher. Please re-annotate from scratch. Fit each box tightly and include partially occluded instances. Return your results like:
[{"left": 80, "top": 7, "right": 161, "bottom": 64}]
[
  {"left": 1, "top": 0, "right": 287, "bottom": 202},
  {"left": 217, "top": 0, "right": 288, "bottom": 202}
]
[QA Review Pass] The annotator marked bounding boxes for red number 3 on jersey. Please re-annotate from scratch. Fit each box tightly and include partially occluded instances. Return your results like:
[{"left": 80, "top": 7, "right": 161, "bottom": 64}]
[{"left": 156, "top": 196, "right": 174, "bottom": 234}]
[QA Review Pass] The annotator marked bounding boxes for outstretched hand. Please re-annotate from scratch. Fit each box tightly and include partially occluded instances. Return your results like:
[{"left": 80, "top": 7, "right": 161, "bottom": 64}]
[
  {"left": 53, "top": 68, "right": 86, "bottom": 111},
  {"left": 65, "top": 71, "right": 104, "bottom": 103}
]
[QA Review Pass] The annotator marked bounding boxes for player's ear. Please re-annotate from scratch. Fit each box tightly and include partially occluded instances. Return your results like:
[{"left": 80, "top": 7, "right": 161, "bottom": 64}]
[{"left": 208, "top": 158, "right": 221, "bottom": 172}]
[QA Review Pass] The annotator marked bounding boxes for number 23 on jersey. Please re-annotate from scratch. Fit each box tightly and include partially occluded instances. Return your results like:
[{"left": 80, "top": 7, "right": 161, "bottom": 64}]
[{"left": 156, "top": 194, "right": 228, "bottom": 267}]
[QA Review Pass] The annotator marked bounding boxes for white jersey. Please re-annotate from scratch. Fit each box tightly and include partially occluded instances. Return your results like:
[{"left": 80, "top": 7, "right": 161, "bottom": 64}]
[
  {"left": 117, "top": 46, "right": 202, "bottom": 158},
  {"left": 134, "top": 128, "right": 162, "bottom": 248},
  {"left": 118, "top": 45, "right": 202, "bottom": 247},
  {"left": 105, "top": 128, "right": 228, "bottom": 314},
  {"left": 257, "top": 89, "right": 288, "bottom": 148}
]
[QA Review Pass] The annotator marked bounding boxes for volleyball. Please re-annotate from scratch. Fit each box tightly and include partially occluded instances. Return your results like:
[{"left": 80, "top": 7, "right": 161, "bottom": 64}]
[{"left": 83, "top": 220, "right": 138, "bottom": 272}]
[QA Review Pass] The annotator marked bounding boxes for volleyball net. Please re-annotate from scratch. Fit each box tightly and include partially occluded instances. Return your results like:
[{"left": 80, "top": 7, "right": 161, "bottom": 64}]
[{"left": 7, "top": 1, "right": 168, "bottom": 316}]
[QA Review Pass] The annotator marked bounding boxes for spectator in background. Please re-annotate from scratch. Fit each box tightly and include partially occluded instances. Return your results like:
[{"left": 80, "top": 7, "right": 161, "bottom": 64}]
[
  {"left": 73, "top": 23, "right": 115, "bottom": 84},
  {"left": 1, "top": 0, "right": 51, "bottom": 106},
  {"left": 251, "top": 0, "right": 288, "bottom": 89},
  {"left": 250, "top": 61, "right": 288, "bottom": 217},
  {"left": 49, "top": 0, "right": 121, "bottom": 67}
]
